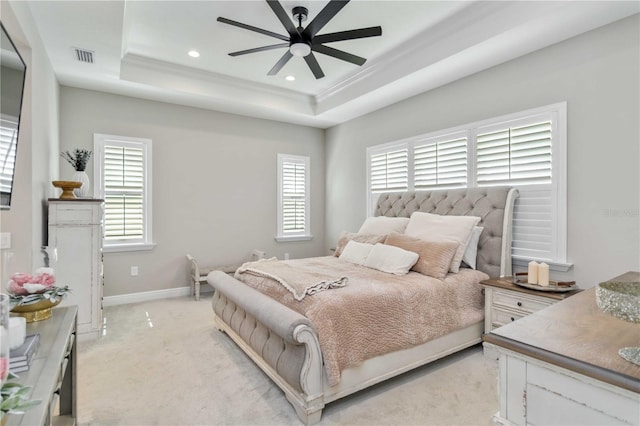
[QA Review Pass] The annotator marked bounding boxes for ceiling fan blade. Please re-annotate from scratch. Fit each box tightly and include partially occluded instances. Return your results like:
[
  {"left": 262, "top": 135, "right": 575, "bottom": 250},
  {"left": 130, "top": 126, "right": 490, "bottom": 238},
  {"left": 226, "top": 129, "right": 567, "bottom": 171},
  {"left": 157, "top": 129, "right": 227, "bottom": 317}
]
[
  {"left": 313, "top": 26, "right": 382, "bottom": 44},
  {"left": 217, "top": 17, "right": 289, "bottom": 41},
  {"left": 266, "top": 0, "right": 299, "bottom": 37},
  {"left": 304, "top": 53, "right": 325, "bottom": 79},
  {"left": 268, "top": 51, "right": 293, "bottom": 75},
  {"left": 312, "top": 44, "right": 366, "bottom": 66},
  {"left": 302, "top": 0, "right": 350, "bottom": 39},
  {"left": 229, "top": 43, "right": 289, "bottom": 57}
]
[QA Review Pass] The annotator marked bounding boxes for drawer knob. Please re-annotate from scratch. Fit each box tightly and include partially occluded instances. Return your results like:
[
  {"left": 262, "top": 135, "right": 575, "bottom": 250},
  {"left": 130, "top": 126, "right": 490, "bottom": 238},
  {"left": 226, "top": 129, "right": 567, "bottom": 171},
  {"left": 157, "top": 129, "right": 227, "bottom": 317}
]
[
  {"left": 517, "top": 302, "right": 522, "bottom": 307},
  {"left": 510, "top": 317, "right": 515, "bottom": 322}
]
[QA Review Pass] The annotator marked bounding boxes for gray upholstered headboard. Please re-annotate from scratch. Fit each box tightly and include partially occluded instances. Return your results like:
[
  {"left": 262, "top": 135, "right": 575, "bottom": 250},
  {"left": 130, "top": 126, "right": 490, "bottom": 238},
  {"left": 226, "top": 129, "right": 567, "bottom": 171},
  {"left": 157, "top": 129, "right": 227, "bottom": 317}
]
[{"left": 374, "top": 187, "right": 518, "bottom": 278}]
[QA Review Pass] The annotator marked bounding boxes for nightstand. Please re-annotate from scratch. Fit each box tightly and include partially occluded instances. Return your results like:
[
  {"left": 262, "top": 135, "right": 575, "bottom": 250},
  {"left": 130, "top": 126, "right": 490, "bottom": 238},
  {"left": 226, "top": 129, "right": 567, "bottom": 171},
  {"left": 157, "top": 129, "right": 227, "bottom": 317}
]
[{"left": 480, "top": 277, "right": 581, "bottom": 334}]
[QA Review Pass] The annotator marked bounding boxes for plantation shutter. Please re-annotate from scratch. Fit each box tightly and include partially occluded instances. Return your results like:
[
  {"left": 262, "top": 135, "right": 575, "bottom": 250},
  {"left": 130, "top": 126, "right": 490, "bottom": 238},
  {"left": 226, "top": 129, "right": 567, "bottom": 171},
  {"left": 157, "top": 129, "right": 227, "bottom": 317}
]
[
  {"left": 476, "top": 121, "right": 552, "bottom": 186},
  {"left": 370, "top": 148, "right": 408, "bottom": 192},
  {"left": 0, "top": 117, "right": 18, "bottom": 195},
  {"left": 477, "top": 117, "right": 555, "bottom": 261},
  {"left": 103, "top": 145, "right": 144, "bottom": 241},
  {"left": 282, "top": 160, "right": 306, "bottom": 234},
  {"left": 414, "top": 135, "right": 467, "bottom": 189}
]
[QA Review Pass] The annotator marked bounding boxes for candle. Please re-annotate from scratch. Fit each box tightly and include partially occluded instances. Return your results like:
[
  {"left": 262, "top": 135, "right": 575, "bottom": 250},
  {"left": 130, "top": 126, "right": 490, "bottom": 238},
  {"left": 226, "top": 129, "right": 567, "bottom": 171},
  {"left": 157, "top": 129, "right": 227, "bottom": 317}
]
[
  {"left": 528, "top": 261, "right": 539, "bottom": 284},
  {"left": 9, "top": 317, "right": 26, "bottom": 350},
  {"left": 538, "top": 262, "right": 550, "bottom": 287}
]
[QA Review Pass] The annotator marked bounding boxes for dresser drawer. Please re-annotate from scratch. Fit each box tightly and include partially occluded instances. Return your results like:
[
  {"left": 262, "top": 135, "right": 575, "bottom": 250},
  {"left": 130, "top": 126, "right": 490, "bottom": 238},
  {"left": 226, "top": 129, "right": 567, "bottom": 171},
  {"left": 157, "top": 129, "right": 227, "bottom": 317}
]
[
  {"left": 493, "top": 290, "right": 553, "bottom": 314},
  {"left": 492, "top": 308, "right": 527, "bottom": 329}
]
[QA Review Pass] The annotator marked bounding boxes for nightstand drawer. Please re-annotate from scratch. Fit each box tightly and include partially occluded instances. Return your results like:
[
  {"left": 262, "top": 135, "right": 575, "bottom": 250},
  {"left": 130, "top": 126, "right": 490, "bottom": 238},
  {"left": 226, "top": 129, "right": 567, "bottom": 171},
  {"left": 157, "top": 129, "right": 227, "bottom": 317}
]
[
  {"left": 493, "top": 290, "right": 553, "bottom": 314},
  {"left": 492, "top": 308, "right": 526, "bottom": 329}
]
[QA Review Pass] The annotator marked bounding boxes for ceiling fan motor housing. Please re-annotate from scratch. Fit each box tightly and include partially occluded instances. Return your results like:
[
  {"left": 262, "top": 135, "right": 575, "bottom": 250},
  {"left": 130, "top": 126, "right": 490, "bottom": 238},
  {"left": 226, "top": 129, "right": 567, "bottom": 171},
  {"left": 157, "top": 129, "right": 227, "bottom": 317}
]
[{"left": 292, "top": 6, "right": 308, "bottom": 23}]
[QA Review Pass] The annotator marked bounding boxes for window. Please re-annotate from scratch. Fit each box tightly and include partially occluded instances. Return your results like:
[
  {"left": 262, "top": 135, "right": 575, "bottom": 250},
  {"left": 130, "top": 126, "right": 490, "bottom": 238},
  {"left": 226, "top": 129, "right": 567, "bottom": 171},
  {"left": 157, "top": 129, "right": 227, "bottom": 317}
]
[
  {"left": 276, "top": 154, "right": 312, "bottom": 242},
  {"left": 366, "top": 103, "right": 568, "bottom": 270},
  {"left": 0, "top": 115, "right": 18, "bottom": 205},
  {"left": 94, "top": 134, "right": 154, "bottom": 252}
]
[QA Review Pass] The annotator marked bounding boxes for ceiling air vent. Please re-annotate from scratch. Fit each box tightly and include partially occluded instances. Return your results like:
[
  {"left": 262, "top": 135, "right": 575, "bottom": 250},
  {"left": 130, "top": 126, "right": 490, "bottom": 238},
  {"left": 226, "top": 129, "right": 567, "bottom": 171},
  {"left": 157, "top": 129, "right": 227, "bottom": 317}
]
[{"left": 73, "top": 48, "right": 94, "bottom": 64}]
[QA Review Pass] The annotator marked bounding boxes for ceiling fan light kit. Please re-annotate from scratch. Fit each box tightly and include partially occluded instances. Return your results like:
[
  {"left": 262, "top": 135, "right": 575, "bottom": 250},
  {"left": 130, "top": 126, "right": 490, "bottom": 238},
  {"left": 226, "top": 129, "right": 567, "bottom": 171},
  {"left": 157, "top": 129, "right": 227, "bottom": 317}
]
[
  {"left": 289, "top": 42, "right": 311, "bottom": 57},
  {"left": 217, "top": 0, "right": 382, "bottom": 79}
]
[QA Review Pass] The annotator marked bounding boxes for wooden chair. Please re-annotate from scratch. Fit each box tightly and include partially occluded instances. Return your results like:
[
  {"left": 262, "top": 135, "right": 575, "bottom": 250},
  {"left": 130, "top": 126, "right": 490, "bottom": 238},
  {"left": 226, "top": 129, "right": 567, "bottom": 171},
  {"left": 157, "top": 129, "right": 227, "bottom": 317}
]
[{"left": 186, "top": 251, "right": 265, "bottom": 301}]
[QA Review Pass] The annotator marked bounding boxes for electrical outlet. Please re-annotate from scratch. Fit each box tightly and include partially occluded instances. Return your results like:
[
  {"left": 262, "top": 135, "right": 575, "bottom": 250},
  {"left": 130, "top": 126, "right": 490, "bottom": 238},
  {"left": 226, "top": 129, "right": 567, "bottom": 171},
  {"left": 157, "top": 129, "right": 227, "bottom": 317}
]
[
  {"left": 0, "top": 233, "right": 10, "bottom": 249},
  {"left": 284, "top": 253, "right": 290, "bottom": 260},
  {"left": 131, "top": 266, "right": 138, "bottom": 276}
]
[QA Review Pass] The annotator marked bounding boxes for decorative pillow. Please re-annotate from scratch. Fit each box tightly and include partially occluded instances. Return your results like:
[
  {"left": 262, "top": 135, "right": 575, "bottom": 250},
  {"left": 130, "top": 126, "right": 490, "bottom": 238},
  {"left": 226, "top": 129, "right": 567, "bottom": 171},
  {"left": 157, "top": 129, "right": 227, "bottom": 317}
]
[
  {"left": 334, "top": 232, "right": 386, "bottom": 257},
  {"left": 338, "top": 241, "right": 374, "bottom": 266},
  {"left": 462, "top": 227, "right": 483, "bottom": 270},
  {"left": 404, "top": 212, "right": 481, "bottom": 273},
  {"left": 384, "top": 233, "right": 459, "bottom": 279},
  {"left": 363, "top": 243, "right": 419, "bottom": 275},
  {"left": 358, "top": 216, "right": 410, "bottom": 236}
]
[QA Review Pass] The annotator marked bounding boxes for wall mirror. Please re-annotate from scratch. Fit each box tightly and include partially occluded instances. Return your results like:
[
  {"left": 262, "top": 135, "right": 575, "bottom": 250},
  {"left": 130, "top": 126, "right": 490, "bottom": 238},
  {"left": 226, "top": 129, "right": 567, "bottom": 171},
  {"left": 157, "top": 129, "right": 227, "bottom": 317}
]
[{"left": 0, "top": 21, "right": 27, "bottom": 210}]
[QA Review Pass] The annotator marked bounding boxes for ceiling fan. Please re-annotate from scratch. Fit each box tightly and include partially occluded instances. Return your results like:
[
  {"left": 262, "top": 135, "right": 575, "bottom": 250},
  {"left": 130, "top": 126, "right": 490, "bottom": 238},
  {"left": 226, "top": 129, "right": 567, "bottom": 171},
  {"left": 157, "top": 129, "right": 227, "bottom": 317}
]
[{"left": 217, "top": 0, "right": 382, "bottom": 79}]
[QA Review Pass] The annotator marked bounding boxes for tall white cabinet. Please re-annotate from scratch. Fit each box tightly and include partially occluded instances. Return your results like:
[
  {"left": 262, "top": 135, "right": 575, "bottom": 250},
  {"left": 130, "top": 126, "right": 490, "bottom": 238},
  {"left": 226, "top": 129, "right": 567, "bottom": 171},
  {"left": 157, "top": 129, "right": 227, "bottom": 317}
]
[{"left": 48, "top": 199, "right": 104, "bottom": 340}]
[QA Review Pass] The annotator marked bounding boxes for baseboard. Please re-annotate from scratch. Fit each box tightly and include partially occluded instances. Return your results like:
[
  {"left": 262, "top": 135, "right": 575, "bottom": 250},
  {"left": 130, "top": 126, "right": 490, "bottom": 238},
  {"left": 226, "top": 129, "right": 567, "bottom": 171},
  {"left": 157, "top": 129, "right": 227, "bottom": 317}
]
[{"left": 103, "top": 286, "right": 211, "bottom": 306}]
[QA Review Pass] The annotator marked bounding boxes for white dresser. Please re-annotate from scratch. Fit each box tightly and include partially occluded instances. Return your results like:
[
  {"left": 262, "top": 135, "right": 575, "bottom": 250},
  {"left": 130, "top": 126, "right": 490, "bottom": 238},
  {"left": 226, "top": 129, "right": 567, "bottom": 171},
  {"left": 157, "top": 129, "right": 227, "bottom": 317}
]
[
  {"left": 484, "top": 272, "right": 640, "bottom": 426},
  {"left": 48, "top": 199, "right": 104, "bottom": 340}
]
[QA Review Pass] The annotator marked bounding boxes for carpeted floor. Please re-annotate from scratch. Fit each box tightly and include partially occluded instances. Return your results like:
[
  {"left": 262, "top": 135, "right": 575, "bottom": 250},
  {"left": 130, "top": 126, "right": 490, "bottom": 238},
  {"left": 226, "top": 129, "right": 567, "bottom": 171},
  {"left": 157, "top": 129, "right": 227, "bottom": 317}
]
[{"left": 77, "top": 294, "right": 499, "bottom": 426}]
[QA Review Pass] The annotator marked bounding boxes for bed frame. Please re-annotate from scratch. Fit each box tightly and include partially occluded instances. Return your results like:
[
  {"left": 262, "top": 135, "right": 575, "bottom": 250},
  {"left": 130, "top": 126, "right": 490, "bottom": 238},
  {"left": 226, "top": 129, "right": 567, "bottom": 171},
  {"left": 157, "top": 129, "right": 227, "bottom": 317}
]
[{"left": 209, "top": 187, "right": 518, "bottom": 424}]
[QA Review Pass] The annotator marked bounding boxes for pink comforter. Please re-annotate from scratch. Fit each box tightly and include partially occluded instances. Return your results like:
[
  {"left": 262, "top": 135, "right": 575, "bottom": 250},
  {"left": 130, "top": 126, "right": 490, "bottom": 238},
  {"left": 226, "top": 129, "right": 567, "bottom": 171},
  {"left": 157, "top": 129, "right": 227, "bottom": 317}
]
[{"left": 235, "top": 256, "right": 487, "bottom": 386}]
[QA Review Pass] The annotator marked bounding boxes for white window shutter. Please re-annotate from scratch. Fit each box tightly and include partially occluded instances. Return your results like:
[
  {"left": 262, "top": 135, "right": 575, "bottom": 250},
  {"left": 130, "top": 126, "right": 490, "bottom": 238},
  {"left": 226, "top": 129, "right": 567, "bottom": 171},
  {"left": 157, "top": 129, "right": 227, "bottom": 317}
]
[
  {"left": 512, "top": 185, "right": 554, "bottom": 260},
  {"left": 477, "top": 121, "right": 552, "bottom": 186},
  {"left": 103, "top": 145, "right": 145, "bottom": 240},
  {"left": 282, "top": 161, "right": 306, "bottom": 234},
  {"left": 370, "top": 148, "right": 408, "bottom": 192},
  {"left": 94, "top": 133, "right": 153, "bottom": 251},
  {"left": 277, "top": 154, "right": 310, "bottom": 241},
  {"left": 414, "top": 136, "right": 467, "bottom": 189},
  {"left": 0, "top": 117, "right": 18, "bottom": 195}
]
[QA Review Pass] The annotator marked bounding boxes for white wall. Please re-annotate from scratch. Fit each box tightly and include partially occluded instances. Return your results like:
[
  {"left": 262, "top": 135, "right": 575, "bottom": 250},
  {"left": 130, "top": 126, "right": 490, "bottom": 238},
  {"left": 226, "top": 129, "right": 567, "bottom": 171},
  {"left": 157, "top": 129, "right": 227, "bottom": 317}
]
[
  {"left": 0, "top": 0, "right": 59, "bottom": 275},
  {"left": 325, "top": 15, "right": 640, "bottom": 288},
  {"left": 59, "top": 87, "right": 325, "bottom": 297}
]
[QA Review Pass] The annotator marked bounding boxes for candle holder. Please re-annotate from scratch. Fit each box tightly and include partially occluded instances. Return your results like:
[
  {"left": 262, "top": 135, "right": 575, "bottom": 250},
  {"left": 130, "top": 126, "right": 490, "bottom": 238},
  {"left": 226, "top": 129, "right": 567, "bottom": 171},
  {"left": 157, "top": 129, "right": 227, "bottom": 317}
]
[{"left": 512, "top": 272, "right": 576, "bottom": 292}]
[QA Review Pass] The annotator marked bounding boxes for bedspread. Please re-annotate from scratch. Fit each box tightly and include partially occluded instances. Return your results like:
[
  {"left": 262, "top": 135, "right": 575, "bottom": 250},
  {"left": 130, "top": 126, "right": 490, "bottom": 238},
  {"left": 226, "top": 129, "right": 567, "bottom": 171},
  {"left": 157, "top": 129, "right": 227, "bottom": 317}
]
[{"left": 235, "top": 256, "right": 487, "bottom": 386}]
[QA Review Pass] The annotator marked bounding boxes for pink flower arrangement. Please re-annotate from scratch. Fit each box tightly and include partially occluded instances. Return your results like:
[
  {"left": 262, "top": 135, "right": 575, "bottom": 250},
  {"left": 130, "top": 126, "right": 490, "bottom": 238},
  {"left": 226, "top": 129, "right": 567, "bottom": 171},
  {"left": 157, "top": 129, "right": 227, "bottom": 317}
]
[
  {"left": 7, "top": 267, "right": 69, "bottom": 309},
  {"left": 7, "top": 268, "right": 56, "bottom": 296}
]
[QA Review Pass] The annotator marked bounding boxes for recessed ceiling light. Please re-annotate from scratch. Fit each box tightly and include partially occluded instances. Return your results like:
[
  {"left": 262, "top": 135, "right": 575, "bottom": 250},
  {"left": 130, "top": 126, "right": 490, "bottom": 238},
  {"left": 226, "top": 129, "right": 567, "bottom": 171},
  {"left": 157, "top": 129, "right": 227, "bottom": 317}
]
[
  {"left": 285, "top": 75, "right": 295, "bottom": 81},
  {"left": 188, "top": 50, "right": 200, "bottom": 58}
]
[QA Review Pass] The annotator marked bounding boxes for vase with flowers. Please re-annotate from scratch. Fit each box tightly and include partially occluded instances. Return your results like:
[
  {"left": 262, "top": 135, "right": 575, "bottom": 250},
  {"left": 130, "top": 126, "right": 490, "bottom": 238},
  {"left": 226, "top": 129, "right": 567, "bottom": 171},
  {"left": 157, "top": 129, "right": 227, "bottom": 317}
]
[{"left": 60, "top": 149, "right": 92, "bottom": 197}]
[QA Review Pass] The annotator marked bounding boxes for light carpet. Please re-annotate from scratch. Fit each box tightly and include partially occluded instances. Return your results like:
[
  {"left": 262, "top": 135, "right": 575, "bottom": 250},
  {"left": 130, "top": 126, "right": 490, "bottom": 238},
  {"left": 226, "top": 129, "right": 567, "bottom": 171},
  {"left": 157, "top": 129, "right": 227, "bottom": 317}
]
[{"left": 77, "top": 294, "right": 499, "bottom": 425}]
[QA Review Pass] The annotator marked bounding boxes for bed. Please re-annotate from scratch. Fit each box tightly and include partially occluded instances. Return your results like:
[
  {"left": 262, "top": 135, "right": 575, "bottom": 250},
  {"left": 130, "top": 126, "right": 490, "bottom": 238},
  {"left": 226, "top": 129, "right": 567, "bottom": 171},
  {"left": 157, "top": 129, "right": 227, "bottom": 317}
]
[{"left": 208, "top": 187, "right": 518, "bottom": 424}]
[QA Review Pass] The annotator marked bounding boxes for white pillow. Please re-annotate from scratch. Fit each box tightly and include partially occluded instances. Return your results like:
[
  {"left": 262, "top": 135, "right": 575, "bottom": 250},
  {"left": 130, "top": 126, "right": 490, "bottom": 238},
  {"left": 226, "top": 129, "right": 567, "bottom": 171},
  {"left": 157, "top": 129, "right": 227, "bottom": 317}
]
[
  {"left": 404, "top": 212, "right": 481, "bottom": 273},
  {"left": 363, "top": 243, "right": 419, "bottom": 275},
  {"left": 358, "top": 216, "right": 410, "bottom": 236},
  {"left": 339, "top": 241, "right": 374, "bottom": 266},
  {"left": 462, "top": 226, "right": 483, "bottom": 270}
]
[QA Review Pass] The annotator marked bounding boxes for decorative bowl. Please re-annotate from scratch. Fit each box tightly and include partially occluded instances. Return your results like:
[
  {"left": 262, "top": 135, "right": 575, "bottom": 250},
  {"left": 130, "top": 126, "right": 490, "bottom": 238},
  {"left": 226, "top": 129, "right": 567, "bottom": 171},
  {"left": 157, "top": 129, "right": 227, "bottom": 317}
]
[
  {"left": 52, "top": 180, "right": 82, "bottom": 199},
  {"left": 596, "top": 281, "right": 640, "bottom": 323},
  {"left": 11, "top": 299, "right": 61, "bottom": 323}
]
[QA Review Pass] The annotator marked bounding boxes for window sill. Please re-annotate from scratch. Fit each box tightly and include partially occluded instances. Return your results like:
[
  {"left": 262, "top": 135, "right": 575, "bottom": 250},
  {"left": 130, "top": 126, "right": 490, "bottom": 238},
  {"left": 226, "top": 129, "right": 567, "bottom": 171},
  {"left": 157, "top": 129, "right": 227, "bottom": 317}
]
[
  {"left": 103, "top": 243, "right": 156, "bottom": 253},
  {"left": 512, "top": 256, "right": 573, "bottom": 272},
  {"left": 274, "top": 235, "right": 314, "bottom": 243}
]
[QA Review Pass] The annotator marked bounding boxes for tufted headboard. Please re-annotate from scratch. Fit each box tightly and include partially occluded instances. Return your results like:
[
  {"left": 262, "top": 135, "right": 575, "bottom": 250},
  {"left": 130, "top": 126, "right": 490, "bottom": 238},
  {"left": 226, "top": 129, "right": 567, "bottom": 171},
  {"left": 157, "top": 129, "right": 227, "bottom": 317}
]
[{"left": 374, "top": 187, "right": 519, "bottom": 278}]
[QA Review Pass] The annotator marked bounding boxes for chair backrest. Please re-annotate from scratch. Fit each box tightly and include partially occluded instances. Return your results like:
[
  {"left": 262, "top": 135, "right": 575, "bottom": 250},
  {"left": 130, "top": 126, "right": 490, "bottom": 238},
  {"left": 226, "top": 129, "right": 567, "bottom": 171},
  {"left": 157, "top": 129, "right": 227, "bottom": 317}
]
[{"left": 186, "top": 254, "right": 199, "bottom": 279}]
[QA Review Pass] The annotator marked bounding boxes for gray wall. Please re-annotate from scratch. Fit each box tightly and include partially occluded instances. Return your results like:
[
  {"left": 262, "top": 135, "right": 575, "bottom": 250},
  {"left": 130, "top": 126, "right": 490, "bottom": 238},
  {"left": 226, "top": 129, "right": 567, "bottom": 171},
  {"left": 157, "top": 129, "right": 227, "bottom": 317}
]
[
  {"left": 0, "top": 0, "right": 59, "bottom": 275},
  {"left": 59, "top": 87, "right": 326, "bottom": 297},
  {"left": 325, "top": 15, "right": 640, "bottom": 288}
]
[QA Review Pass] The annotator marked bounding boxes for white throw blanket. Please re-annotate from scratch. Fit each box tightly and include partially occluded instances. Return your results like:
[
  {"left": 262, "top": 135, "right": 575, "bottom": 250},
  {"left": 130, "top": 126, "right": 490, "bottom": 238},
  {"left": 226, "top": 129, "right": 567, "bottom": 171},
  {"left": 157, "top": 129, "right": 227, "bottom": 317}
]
[{"left": 236, "top": 258, "right": 348, "bottom": 301}]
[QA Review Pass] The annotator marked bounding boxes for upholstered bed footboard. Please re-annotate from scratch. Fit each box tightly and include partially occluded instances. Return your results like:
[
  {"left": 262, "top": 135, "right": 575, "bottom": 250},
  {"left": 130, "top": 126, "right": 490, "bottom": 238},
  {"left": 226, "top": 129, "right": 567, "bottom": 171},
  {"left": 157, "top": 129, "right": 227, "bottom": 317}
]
[{"left": 209, "top": 271, "right": 325, "bottom": 424}]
